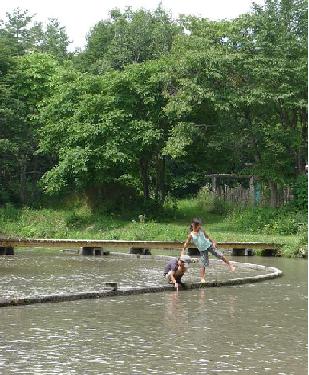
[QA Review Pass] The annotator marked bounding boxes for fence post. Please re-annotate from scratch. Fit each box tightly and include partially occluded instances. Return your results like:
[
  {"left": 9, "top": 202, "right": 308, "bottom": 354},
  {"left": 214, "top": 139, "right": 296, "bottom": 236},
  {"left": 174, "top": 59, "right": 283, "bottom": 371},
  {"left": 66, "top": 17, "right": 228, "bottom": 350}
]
[
  {"left": 212, "top": 176, "right": 217, "bottom": 194},
  {"left": 249, "top": 176, "right": 255, "bottom": 206}
]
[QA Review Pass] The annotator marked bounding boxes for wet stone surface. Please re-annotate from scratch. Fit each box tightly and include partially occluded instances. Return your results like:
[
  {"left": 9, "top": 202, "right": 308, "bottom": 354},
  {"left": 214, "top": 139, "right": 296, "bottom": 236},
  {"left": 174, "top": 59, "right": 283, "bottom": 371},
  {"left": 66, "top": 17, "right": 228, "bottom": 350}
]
[{"left": 0, "top": 251, "right": 271, "bottom": 299}]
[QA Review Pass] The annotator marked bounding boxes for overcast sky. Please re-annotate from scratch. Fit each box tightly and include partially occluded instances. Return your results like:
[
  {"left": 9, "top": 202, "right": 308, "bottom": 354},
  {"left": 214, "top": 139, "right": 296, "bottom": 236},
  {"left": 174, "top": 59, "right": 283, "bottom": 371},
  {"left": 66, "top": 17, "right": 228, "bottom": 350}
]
[{"left": 0, "top": 0, "right": 265, "bottom": 50}]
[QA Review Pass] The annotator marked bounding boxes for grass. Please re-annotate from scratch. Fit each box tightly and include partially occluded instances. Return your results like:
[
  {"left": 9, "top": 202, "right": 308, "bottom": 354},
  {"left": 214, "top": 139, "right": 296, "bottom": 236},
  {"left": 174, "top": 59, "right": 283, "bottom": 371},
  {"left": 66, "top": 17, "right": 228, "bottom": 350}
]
[{"left": 0, "top": 199, "right": 306, "bottom": 258}]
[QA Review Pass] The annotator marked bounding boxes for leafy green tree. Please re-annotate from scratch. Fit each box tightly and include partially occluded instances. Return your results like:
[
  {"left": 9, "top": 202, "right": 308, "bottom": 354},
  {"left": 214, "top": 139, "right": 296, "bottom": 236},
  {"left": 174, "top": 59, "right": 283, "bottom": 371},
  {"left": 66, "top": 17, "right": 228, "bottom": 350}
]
[
  {"left": 0, "top": 7, "right": 35, "bottom": 55},
  {"left": 34, "top": 18, "right": 70, "bottom": 60},
  {"left": 218, "top": 0, "right": 308, "bottom": 205},
  {"left": 0, "top": 49, "right": 20, "bottom": 203},
  {"left": 37, "top": 60, "right": 168, "bottom": 204},
  {"left": 164, "top": 1, "right": 307, "bottom": 204},
  {"left": 0, "top": 8, "right": 70, "bottom": 59},
  {"left": 1, "top": 2, "right": 306, "bottom": 211},
  {"left": 76, "top": 6, "right": 181, "bottom": 73},
  {"left": 0, "top": 52, "right": 59, "bottom": 204}
]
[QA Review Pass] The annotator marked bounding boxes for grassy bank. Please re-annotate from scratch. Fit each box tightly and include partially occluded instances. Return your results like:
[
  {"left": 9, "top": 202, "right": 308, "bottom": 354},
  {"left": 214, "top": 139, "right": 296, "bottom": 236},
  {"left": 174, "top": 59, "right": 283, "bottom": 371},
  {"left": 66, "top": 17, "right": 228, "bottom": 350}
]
[{"left": 0, "top": 199, "right": 306, "bottom": 258}]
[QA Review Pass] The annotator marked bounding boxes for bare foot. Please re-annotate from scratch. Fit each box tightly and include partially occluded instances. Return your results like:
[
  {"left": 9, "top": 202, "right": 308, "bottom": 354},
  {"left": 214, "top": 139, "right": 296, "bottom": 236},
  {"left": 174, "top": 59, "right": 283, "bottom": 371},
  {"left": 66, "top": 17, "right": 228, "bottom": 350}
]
[{"left": 229, "top": 263, "right": 236, "bottom": 272}]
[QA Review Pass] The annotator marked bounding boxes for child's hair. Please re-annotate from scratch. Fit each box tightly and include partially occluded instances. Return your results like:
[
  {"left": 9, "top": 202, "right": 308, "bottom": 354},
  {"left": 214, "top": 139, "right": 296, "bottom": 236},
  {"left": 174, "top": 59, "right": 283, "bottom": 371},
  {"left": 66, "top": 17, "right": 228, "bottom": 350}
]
[{"left": 189, "top": 218, "right": 202, "bottom": 232}]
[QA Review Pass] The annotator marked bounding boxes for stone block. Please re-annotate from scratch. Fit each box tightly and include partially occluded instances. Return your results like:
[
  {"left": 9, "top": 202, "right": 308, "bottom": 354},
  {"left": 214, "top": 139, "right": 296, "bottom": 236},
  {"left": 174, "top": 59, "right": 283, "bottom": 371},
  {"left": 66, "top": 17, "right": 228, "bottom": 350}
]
[
  {"left": 80, "top": 247, "right": 94, "bottom": 256},
  {"left": 260, "top": 248, "right": 278, "bottom": 257},
  {"left": 0, "top": 247, "right": 14, "bottom": 255},
  {"left": 5, "top": 247, "right": 14, "bottom": 255},
  {"left": 105, "top": 282, "right": 117, "bottom": 291},
  {"left": 232, "top": 248, "right": 246, "bottom": 256},
  {"left": 129, "top": 247, "right": 151, "bottom": 255},
  {"left": 245, "top": 248, "right": 254, "bottom": 256},
  {"left": 94, "top": 248, "right": 102, "bottom": 256}
]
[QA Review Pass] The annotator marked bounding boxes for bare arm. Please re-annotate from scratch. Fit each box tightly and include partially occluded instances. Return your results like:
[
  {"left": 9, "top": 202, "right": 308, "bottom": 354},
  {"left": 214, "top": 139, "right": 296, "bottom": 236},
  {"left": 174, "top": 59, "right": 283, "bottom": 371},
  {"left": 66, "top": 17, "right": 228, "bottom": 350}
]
[
  {"left": 170, "top": 270, "right": 179, "bottom": 291},
  {"left": 181, "top": 234, "right": 192, "bottom": 256},
  {"left": 170, "top": 271, "right": 177, "bottom": 284}
]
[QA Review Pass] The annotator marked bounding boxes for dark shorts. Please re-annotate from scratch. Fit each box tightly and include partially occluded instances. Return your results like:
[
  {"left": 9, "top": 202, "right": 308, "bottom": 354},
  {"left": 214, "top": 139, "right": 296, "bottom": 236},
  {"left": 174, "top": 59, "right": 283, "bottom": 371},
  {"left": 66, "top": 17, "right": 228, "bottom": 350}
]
[{"left": 199, "top": 246, "right": 223, "bottom": 267}]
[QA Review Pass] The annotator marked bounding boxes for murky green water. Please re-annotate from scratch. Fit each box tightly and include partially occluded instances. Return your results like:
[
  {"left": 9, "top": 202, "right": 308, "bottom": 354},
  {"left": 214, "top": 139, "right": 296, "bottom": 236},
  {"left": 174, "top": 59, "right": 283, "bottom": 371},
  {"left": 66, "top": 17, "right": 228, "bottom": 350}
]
[{"left": 0, "top": 252, "right": 307, "bottom": 374}]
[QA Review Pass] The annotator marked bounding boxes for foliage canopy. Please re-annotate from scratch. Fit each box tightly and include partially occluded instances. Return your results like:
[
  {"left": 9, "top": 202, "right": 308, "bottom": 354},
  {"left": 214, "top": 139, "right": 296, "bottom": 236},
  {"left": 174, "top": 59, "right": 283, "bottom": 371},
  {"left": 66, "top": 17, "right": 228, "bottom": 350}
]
[{"left": 0, "top": 1, "right": 307, "bottom": 211}]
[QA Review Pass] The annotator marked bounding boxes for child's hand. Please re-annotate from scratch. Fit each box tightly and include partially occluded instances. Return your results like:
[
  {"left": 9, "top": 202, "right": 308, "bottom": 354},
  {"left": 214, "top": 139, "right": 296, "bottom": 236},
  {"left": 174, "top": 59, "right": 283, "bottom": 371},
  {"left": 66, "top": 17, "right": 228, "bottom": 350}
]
[{"left": 174, "top": 282, "right": 179, "bottom": 291}]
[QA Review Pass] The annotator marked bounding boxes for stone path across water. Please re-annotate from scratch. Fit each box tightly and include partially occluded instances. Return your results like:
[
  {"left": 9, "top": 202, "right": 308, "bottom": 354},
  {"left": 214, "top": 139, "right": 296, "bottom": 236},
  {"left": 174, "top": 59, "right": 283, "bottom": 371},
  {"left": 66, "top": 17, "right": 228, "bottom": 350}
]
[{"left": 0, "top": 252, "right": 282, "bottom": 307}]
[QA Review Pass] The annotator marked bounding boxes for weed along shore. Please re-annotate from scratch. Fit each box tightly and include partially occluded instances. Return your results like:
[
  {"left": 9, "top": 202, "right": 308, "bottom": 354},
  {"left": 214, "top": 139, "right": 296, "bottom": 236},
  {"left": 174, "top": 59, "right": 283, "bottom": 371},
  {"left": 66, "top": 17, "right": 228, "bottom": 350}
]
[{"left": 0, "top": 199, "right": 306, "bottom": 258}]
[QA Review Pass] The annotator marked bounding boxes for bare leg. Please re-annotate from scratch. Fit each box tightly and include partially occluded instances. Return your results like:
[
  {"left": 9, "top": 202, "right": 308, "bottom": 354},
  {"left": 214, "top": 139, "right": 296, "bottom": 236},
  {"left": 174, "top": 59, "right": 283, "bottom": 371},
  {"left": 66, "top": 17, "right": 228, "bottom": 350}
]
[
  {"left": 222, "top": 256, "right": 235, "bottom": 272},
  {"left": 200, "top": 266, "right": 206, "bottom": 282},
  {"left": 210, "top": 246, "right": 235, "bottom": 272}
]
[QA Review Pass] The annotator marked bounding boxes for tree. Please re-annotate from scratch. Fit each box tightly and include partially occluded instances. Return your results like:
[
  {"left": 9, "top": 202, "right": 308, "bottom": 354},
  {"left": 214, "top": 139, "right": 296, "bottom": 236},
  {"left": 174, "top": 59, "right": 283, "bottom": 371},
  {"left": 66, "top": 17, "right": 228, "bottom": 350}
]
[
  {"left": 165, "top": 1, "right": 307, "bottom": 205},
  {"left": 217, "top": 0, "right": 308, "bottom": 205},
  {"left": 1, "top": 3, "right": 306, "bottom": 210},
  {"left": 0, "top": 52, "right": 59, "bottom": 204},
  {"left": 37, "top": 60, "right": 168, "bottom": 205},
  {"left": 0, "top": 7, "right": 35, "bottom": 55},
  {"left": 35, "top": 18, "right": 70, "bottom": 60},
  {"left": 75, "top": 6, "right": 181, "bottom": 73},
  {"left": 0, "top": 8, "right": 70, "bottom": 59}
]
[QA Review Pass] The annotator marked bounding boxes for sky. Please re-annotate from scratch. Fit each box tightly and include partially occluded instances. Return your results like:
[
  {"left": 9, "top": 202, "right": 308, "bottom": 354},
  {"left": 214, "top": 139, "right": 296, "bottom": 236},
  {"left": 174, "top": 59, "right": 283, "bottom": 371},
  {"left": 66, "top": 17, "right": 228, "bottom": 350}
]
[{"left": 0, "top": 0, "right": 265, "bottom": 51}]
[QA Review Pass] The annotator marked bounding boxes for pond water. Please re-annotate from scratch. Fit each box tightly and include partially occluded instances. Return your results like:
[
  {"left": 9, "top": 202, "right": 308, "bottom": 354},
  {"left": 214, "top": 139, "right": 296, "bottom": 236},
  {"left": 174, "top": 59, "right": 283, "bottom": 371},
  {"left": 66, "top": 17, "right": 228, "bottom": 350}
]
[
  {"left": 0, "top": 250, "right": 269, "bottom": 298},
  {"left": 0, "top": 251, "right": 269, "bottom": 298},
  {"left": 0, "top": 252, "right": 307, "bottom": 374}
]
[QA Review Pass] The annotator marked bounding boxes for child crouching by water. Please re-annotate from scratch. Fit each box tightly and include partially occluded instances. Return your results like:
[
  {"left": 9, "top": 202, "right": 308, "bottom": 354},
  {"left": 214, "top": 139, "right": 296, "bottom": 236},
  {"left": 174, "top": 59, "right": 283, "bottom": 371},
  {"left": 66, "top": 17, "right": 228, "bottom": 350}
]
[
  {"left": 181, "top": 218, "right": 235, "bottom": 283},
  {"left": 164, "top": 257, "right": 188, "bottom": 291}
]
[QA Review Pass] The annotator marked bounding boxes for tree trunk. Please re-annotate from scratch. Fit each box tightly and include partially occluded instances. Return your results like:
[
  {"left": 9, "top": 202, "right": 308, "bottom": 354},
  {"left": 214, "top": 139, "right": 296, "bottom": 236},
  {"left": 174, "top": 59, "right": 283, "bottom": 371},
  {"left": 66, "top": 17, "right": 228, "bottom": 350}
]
[
  {"left": 19, "top": 158, "right": 27, "bottom": 205},
  {"left": 139, "top": 158, "right": 150, "bottom": 200},
  {"left": 85, "top": 186, "right": 100, "bottom": 210},
  {"left": 212, "top": 176, "right": 217, "bottom": 194},
  {"left": 160, "top": 155, "right": 166, "bottom": 202},
  {"left": 155, "top": 155, "right": 166, "bottom": 203},
  {"left": 249, "top": 176, "right": 255, "bottom": 206},
  {"left": 298, "top": 109, "right": 308, "bottom": 175},
  {"left": 269, "top": 181, "right": 278, "bottom": 208}
]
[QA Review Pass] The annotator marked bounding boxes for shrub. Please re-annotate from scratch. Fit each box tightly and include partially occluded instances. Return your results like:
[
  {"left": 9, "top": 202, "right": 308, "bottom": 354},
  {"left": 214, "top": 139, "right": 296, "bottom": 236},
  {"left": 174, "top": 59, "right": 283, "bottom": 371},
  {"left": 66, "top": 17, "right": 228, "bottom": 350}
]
[
  {"left": 293, "top": 174, "right": 308, "bottom": 211},
  {"left": 196, "top": 187, "right": 231, "bottom": 215},
  {"left": 0, "top": 203, "right": 20, "bottom": 222},
  {"left": 196, "top": 187, "right": 215, "bottom": 211},
  {"left": 297, "top": 223, "right": 308, "bottom": 257},
  {"left": 227, "top": 206, "right": 307, "bottom": 235}
]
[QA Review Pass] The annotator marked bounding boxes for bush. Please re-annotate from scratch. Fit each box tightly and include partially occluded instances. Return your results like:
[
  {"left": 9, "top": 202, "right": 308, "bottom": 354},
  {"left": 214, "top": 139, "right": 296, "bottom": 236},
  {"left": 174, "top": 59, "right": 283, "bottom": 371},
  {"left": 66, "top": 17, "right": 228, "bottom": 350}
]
[
  {"left": 296, "top": 223, "right": 308, "bottom": 257},
  {"left": 293, "top": 174, "right": 308, "bottom": 211},
  {"left": 197, "top": 187, "right": 231, "bottom": 215},
  {"left": 196, "top": 187, "right": 215, "bottom": 211},
  {"left": 65, "top": 207, "right": 92, "bottom": 228},
  {"left": 168, "top": 198, "right": 201, "bottom": 221},
  {"left": 173, "top": 196, "right": 219, "bottom": 222},
  {"left": 0, "top": 203, "right": 20, "bottom": 222},
  {"left": 227, "top": 206, "right": 307, "bottom": 235}
]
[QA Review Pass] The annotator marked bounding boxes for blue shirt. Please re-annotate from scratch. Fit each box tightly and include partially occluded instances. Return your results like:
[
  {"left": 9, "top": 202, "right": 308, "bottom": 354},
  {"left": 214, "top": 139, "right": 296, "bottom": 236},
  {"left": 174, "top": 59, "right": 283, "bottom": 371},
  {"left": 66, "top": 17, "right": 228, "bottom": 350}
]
[{"left": 191, "top": 230, "right": 212, "bottom": 251}]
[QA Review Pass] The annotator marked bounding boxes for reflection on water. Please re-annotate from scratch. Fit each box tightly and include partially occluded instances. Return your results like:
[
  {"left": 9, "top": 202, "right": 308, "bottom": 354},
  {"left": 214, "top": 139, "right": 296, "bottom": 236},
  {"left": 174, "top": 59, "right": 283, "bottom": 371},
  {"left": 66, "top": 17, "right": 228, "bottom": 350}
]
[{"left": 0, "top": 254, "right": 307, "bottom": 374}]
